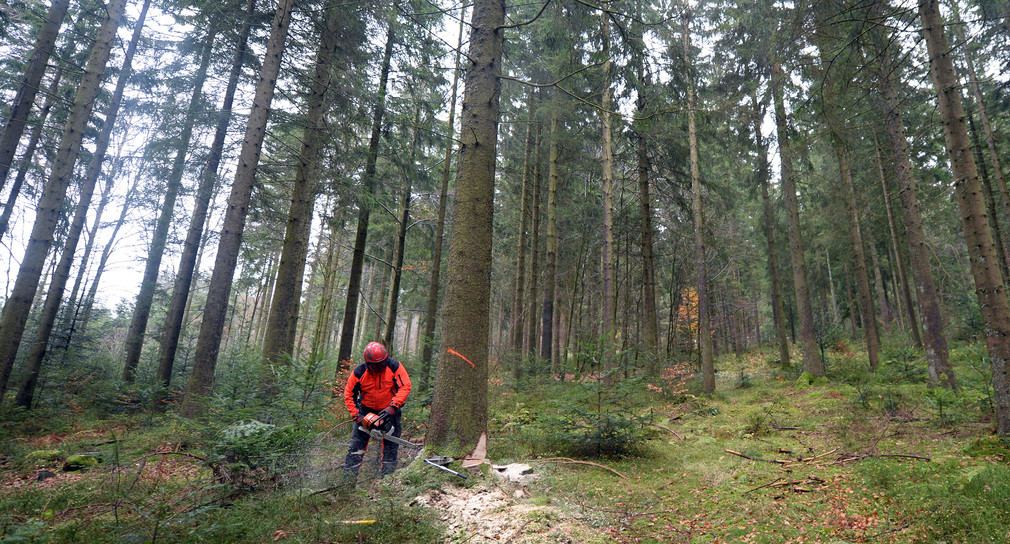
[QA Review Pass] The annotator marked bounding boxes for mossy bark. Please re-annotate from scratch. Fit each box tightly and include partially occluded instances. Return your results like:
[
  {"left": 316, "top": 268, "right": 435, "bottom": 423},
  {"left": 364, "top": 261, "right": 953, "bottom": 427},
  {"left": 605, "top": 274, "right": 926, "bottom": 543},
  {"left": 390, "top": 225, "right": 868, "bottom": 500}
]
[
  {"left": 919, "top": 0, "right": 1006, "bottom": 422},
  {"left": 426, "top": 0, "right": 505, "bottom": 455}
]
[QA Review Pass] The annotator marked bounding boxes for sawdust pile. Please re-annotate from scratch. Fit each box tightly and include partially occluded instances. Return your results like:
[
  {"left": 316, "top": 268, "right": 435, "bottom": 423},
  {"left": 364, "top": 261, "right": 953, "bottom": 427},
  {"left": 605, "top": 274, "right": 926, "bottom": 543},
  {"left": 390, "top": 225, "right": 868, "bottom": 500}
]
[{"left": 413, "top": 484, "right": 597, "bottom": 544}]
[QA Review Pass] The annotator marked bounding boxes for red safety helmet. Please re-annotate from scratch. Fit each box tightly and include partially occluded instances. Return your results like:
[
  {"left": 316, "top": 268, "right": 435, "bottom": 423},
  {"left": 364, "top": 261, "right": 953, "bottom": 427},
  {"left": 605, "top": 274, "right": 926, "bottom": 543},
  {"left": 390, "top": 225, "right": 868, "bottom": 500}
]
[{"left": 364, "top": 341, "right": 388, "bottom": 364}]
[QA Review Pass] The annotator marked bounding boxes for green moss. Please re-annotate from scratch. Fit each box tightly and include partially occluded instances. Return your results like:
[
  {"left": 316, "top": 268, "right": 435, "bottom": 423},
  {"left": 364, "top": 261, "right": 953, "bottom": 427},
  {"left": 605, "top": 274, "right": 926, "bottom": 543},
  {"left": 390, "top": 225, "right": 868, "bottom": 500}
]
[{"left": 62, "top": 454, "right": 101, "bottom": 471}]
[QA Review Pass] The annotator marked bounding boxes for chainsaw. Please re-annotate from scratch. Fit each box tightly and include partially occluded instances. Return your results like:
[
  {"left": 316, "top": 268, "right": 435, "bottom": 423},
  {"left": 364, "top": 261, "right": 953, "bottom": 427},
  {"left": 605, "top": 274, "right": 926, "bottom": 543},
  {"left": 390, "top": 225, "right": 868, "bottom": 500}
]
[{"left": 357, "top": 411, "right": 421, "bottom": 449}]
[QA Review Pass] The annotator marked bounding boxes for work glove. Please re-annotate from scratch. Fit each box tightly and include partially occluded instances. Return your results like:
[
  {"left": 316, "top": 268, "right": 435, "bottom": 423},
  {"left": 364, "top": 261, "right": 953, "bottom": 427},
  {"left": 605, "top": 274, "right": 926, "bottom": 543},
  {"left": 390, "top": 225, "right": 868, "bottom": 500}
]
[
  {"left": 382, "top": 405, "right": 398, "bottom": 417},
  {"left": 352, "top": 413, "right": 364, "bottom": 424}
]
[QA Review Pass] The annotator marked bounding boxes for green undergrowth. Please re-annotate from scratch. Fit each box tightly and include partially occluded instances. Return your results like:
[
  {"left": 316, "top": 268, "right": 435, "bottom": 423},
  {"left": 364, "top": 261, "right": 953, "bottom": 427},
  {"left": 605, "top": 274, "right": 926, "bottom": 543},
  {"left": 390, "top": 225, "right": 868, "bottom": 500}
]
[{"left": 3, "top": 339, "right": 1010, "bottom": 542}]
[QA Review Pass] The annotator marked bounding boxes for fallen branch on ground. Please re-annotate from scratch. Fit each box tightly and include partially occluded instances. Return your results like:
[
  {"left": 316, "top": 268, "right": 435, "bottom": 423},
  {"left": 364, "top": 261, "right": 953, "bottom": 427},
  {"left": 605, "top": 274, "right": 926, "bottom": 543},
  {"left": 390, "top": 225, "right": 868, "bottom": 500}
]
[
  {"left": 724, "top": 450, "right": 787, "bottom": 465},
  {"left": 834, "top": 452, "right": 930, "bottom": 464},
  {"left": 652, "top": 423, "right": 684, "bottom": 440},
  {"left": 534, "top": 457, "right": 627, "bottom": 479},
  {"left": 743, "top": 477, "right": 783, "bottom": 494}
]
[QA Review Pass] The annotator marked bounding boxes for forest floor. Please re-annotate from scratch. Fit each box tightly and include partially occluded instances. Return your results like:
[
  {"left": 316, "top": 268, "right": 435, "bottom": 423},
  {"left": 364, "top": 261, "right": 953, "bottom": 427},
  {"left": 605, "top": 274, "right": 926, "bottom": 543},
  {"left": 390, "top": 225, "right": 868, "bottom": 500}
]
[{"left": 3, "top": 340, "right": 1010, "bottom": 543}]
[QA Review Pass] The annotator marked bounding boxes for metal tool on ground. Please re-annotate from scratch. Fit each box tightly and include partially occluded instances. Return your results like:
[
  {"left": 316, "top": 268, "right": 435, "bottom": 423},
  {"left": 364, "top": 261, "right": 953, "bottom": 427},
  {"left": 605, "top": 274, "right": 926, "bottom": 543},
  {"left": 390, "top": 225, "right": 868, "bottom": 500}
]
[
  {"left": 357, "top": 411, "right": 421, "bottom": 449},
  {"left": 424, "top": 456, "right": 468, "bottom": 479}
]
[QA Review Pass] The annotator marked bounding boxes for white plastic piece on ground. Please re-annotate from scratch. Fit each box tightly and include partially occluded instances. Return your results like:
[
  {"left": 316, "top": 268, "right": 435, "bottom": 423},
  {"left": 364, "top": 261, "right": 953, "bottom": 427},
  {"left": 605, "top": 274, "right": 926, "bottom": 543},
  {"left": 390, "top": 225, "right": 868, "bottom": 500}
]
[{"left": 491, "top": 463, "right": 537, "bottom": 483}]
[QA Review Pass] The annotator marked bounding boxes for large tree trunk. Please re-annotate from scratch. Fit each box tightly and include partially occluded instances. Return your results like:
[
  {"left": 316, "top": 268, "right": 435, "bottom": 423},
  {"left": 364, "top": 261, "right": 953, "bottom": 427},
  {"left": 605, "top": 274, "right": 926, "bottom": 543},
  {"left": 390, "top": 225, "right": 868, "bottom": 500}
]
[
  {"left": 426, "top": 0, "right": 505, "bottom": 454},
  {"left": 336, "top": 8, "right": 396, "bottom": 370},
  {"left": 0, "top": 0, "right": 70, "bottom": 191},
  {"left": 122, "top": 27, "right": 218, "bottom": 382},
  {"left": 968, "top": 112, "right": 1009, "bottom": 282},
  {"left": 15, "top": 0, "right": 151, "bottom": 407},
  {"left": 754, "top": 96, "right": 791, "bottom": 368},
  {"left": 0, "top": 67, "right": 63, "bottom": 239},
  {"left": 600, "top": 11, "right": 616, "bottom": 355},
  {"left": 635, "top": 60, "right": 659, "bottom": 363},
  {"left": 951, "top": 2, "right": 1010, "bottom": 273},
  {"left": 683, "top": 11, "right": 714, "bottom": 393},
  {"left": 526, "top": 123, "right": 543, "bottom": 358},
  {"left": 262, "top": 3, "right": 342, "bottom": 370},
  {"left": 421, "top": 7, "right": 465, "bottom": 382},
  {"left": 918, "top": 0, "right": 1004, "bottom": 418},
  {"left": 771, "top": 62, "right": 824, "bottom": 377},
  {"left": 540, "top": 107, "right": 559, "bottom": 364},
  {"left": 180, "top": 0, "right": 295, "bottom": 418},
  {"left": 511, "top": 87, "right": 534, "bottom": 355},
  {"left": 811, "top": 6, "right": 881, "bottom": 369},
  {"left": 0, "top": 0, "right": 128, "bottom": 396},
  {"left": 873, "top": 0, "right": 956, "bottom": 387},
  {"left": 156, "top": 0, "right": 256, "bottom": 391}
]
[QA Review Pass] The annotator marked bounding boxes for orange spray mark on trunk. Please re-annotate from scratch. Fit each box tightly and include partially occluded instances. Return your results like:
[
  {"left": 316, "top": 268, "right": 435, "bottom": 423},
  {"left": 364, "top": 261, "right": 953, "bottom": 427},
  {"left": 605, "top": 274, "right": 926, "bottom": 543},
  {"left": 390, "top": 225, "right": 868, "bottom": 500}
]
[{"left": 447, "top": 348, "right": 476, "bottom": 368}]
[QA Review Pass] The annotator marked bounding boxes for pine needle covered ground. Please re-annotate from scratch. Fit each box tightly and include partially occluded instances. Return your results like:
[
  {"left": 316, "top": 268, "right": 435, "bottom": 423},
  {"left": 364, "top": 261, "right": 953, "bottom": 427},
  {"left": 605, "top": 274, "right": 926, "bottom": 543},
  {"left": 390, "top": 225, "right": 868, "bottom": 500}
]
[{"left": 2, "top": 340, "right": 1009, "bottom": 543}]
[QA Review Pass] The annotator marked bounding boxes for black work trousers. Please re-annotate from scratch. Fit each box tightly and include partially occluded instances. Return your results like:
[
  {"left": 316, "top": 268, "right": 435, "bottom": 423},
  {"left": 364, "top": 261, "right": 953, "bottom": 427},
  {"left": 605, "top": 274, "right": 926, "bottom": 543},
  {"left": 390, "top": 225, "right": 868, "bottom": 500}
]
[{"left": 343, "top": 408, "right": 402, "bottom": 476}]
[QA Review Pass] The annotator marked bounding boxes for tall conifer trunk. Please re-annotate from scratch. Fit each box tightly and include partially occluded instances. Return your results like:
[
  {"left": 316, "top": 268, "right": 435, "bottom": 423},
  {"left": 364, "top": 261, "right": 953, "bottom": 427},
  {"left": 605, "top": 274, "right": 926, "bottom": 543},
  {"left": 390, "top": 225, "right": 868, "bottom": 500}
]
[
  {"left": 77, "top": 168, "right": 143, "bottom": 340},
  {"left": 180, "top": 0, "right": 296, "bottom": 418},
  {"left": 836, "top": 144, "right": 881, "bottom": 368},
  {"left": 262, "top": 3, "right": 343, "bottom": 371},
  {"left": 15, "top": 0, "right": 151, "bottom": 407},
  {"left": 873, "top": 0, "right": 956, "bottom": 387},
  {"left": 427, "top": 0, "right": 505, "bottom": 454},
  {"left": 122, "top": 26, "right": 218, "bottom": 382},
  {"left": 157, "top": 0, "right": 256, "bottom": 391},
  {"left": 337, "top": 8, "right": 396, "bottom": 369},
  {"left": 636, "top": 67, "right": 659, "bottom": 362},
  {"left": 950, "top": 2, "right": 1010, "bottom": 273},
  {"left": 0, "top": 68, "right": 63, "bottom": 239},
  {"left": 512, "top": 88, "right": 534, "bottom": 355},
  {"left": 771, "top": 62, "right": 824, "bottom": 377},
  {"left": 754, "top": 97, "right": 790, "bottom": 368},
  {"left": 600, "top": 10, "right": 616, "bottom": 355},
  {"left": 874, "top": 139, "right": 922, "bottom": 347},
  {"left": 526, "top": 124, "right": 543, "bottom": 358},
  {"left": 383, "top": 106, "right": 422, "bottom": 346},
  {"left": 0, "top": 0, "right": 70, "bottom": 190},
  {"left": 0, "top": 0, "right": 128, "bottom": 396},
  {"left": 541, "top": 108, "right": 559, "bottom": 364},
  {"left": 919, "top": 0, "right": 1004, "bottom": 415},
  {"left": 683, "top": 9, "right": 714, "bottom": 392}
]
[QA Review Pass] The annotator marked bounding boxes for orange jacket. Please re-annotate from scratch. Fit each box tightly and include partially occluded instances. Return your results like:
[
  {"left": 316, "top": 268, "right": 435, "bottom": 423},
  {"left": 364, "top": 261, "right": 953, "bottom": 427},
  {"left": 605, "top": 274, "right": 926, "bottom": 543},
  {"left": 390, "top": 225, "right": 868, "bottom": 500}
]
[{"left": 343, "top": 359, "right": 411, "bottom": 416}]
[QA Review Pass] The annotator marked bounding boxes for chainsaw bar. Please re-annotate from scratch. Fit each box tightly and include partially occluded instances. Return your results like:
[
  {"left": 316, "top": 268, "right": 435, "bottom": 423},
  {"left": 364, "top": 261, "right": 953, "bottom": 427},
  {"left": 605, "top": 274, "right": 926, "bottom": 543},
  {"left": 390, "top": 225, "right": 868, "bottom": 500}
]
[{"left": 358, "top": 426, "right": 422, "bottom": 449}]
